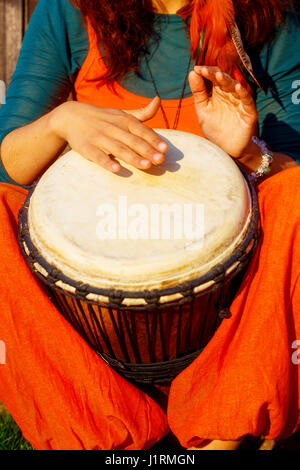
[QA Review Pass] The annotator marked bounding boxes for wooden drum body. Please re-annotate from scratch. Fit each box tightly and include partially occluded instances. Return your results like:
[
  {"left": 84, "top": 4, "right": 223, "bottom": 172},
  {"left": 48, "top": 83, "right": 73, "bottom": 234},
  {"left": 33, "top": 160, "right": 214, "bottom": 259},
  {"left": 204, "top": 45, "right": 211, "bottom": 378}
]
[{"left": 18, "top": 130, "right": 260, "bottom": 384}]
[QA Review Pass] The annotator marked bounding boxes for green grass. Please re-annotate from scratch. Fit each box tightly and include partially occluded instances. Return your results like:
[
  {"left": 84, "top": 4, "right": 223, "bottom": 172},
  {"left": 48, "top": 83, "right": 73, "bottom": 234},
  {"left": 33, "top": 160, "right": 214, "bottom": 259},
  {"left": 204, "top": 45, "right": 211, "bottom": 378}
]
[{"left": 0, "top": 410, "right": 33, "bottom": 450}]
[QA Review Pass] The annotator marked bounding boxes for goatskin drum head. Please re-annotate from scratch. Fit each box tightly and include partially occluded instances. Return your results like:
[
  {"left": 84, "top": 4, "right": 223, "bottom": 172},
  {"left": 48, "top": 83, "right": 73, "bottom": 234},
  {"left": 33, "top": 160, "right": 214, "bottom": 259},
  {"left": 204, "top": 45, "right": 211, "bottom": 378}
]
[{"left": 28, "top": 129, "right": 251, "bottom": 292}]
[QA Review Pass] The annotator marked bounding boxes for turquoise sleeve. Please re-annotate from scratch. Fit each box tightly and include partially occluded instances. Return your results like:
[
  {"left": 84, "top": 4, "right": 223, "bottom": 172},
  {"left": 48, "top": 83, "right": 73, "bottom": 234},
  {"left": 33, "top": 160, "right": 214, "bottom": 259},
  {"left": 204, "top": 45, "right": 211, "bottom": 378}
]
[
  {"left": 0, "top": 0, "right": 88, "bottom": 185},
  {"left": 252, "top": 12, "right": 300, "bottom": 164}
]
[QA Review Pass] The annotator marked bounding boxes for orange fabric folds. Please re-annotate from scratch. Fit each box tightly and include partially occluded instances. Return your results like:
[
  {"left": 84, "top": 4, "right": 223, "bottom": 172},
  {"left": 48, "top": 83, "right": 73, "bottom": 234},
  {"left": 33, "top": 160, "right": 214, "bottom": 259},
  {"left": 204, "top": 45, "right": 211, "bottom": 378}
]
[
  {"left": 0, "top": 185, "right": 168, "bottom": 450},
  {"left": 167, "top": 167, "right": 300, "bottom": 447}
]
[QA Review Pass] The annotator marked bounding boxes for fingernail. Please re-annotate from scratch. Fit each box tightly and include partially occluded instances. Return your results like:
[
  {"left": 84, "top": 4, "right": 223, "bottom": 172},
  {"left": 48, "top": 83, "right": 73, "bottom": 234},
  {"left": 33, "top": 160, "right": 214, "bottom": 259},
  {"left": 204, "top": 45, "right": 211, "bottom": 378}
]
[
  {"left": 112, "top": 163, "right": 120, "bottom": 171},
  {"left": 153, "top": 153, "right": 164, "bottom": 163},
  {"left": 158, "top": 142, "right": 168, "bottom": 152},
  {"left": 141, "top": 159, "right": 151, "bottom": 167}
]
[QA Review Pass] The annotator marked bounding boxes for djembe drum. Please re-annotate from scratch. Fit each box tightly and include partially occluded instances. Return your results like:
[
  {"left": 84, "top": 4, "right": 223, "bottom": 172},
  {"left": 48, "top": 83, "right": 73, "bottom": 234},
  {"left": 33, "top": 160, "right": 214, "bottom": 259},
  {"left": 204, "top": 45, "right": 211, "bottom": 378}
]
[{"left": 18, "top": 129, "right": 260, "bottom": 385}]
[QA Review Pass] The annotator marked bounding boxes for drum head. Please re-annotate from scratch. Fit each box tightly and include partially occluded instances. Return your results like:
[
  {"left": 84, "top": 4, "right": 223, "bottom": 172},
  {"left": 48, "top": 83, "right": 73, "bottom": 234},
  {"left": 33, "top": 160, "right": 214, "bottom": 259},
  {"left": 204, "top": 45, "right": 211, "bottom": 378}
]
[{"left": 27, "top": 129, "right": 252, "bottom": 294}]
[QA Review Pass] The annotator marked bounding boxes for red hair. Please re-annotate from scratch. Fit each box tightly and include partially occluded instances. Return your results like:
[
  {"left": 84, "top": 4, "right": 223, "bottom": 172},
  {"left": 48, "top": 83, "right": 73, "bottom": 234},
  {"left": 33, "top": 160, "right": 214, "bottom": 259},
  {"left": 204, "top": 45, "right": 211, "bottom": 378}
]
[
  {"left": 179, "top": 0, "right": 294, "bottom": 86},
  {"left": 72, "top": 0, "right": 294, "bottom": 90}
]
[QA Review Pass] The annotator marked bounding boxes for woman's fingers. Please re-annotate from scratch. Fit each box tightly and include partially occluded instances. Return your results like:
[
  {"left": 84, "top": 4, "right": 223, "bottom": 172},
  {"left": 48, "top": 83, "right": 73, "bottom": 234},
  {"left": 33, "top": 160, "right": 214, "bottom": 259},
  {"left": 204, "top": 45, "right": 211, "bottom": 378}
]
[
  {"left": 235, "top": 82, "right": 251, "bottom": 99},
  {"left": 215, "top": 72, "right": 255, "bottom": 109},
  {"left": 123, "top": 97, "right": 169, "bottom": 156},
  {"left": 82, "top": 136, "right": 154, "bottom": 173},
  {"left": 195, "top": 66, "right": 239, "bottom": 95},
  {"left": 81, "top": 143, "right": 121, "bottom": 173},
  {"left": 94, "top": 108, "right": 168, "bottom": 156},
  {"left": 125, "top": 96, "right": 161, "bottom": 122},
  {"left": 215, "top": 71, "right": 240, "bottom": 94},
  {"left": 126, "top": 115, "right": 168, "bottom": 156},
  {"left": 195, "top": 65, "right": 256, "bottom": 113},
  {"left": 194, "top": 66, "right": 222, "bottom": 85},
  {"left": 64, "top": 100, "right": 169, "bottom": 172},
  {"left": 189, "top": 69, "right": 209, "bottom": 106},
  {"left": 93, "top": 132, "right": 155, "bottom": 170},
  {"left": 97, "top": 122, "right": 165, "bottom": 165},
  {"left": 235, "top": 82, "right": 257, "bottom": 113},
  {"left": 198, "top": 66, "right": 239, "bottom": 93}
]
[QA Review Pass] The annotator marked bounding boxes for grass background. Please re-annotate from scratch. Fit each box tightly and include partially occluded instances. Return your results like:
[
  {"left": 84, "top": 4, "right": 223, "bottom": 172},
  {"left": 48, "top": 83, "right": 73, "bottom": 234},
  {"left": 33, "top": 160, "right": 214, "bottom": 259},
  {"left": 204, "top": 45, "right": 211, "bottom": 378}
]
[{"left": 0, "top": 403, "right": 33, "bottom": 450}]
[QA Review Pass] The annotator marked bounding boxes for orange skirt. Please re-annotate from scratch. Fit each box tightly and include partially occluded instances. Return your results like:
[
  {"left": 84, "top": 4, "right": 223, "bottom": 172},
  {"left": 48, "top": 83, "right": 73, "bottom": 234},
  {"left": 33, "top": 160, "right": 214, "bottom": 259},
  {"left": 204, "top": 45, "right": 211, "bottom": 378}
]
[{"left": 0, "top": 167, "right": 299, "bottom": 450}]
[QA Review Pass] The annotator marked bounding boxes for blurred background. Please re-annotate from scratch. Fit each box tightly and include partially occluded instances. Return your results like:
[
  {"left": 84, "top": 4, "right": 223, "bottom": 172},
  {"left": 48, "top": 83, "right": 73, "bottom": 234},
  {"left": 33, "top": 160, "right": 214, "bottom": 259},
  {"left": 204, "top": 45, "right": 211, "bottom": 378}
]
[{"left": 0, "top": 0, "right": 37, "bottom": 87}]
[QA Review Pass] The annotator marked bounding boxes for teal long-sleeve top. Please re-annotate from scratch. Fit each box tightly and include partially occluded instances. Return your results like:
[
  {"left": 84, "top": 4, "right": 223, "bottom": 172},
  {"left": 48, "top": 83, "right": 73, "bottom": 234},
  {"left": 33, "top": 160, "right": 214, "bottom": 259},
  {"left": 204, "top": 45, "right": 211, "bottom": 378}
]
[{"left": 0, "top": 0, "right": 300, "bottom": 185}]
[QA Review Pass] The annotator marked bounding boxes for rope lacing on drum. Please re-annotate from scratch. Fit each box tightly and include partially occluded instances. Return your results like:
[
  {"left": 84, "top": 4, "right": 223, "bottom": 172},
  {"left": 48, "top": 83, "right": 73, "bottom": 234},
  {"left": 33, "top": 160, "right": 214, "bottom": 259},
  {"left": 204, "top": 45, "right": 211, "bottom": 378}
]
[
  {"left": 211, "top": 265, "right": 227, "bottom": 289},
  {"left": 74, "top": 282, "right": 89, "bottom": 300},
  {"left": 144, "top": 289, "right": 160, "bottom": 307},
  {"left": 179, "top": 281, "right": 194, "bottom": 301},
  {"left": 108, "top": 290, "right": 124, "bottom": 308},
  {"left": 48, "top": 267, "right": 60, "bottom": 283}
]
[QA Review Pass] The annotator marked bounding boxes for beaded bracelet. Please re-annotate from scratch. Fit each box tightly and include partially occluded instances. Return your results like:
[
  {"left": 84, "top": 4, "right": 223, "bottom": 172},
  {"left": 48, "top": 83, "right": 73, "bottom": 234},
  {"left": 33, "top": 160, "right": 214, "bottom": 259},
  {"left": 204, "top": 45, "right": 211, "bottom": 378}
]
[{"left": 248, "top": 136, "right": 274, "bottom": 185}]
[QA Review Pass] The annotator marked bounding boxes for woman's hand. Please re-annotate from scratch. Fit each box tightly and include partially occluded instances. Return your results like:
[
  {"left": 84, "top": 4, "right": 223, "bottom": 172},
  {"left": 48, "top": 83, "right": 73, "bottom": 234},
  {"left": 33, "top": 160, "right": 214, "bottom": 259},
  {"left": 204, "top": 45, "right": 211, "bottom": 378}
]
[
  {"left": 189, "top": 66, "right": 258, "bottom": 158},
  {"left": 50, "top": 97, "right": 168, "bottom": 173}
]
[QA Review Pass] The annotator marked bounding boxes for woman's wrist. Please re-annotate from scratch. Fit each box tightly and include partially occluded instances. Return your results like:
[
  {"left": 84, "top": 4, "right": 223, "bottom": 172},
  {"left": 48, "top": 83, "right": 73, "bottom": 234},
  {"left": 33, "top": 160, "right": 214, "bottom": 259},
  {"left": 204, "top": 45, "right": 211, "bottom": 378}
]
[
  {"left": 248, "top": 137, "right": 274, "bottom": 183},
  {"left": 232, "top": 136, "right": 275, "bottom": 184},
  {"left": 234, "top": 138, "right": 262, "bottom": 171},
  {"left": 231, "top": 136, "right": 270, "bottom": 178},
  {"left": 48, "top": 101, "right": 72, "bottom": 143}
]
